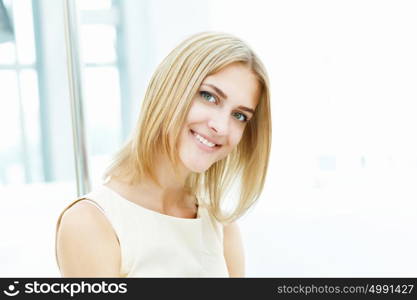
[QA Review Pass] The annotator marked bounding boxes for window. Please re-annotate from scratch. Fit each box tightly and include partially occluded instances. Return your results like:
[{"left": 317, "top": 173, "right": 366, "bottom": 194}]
[
  {"left": 0, "top": 0, "right": 42, "bottom": 185},
  {"left": 0, "top": 0, "right": 127, "bottom": 186},
  {"left": 78, "top": 0, "right": 124, "bottom": 184}
]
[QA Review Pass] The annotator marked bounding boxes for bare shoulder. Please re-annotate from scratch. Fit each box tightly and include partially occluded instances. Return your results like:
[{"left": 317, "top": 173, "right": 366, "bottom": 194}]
[
  {"left": 223, "top": 221, "right": 245, "bottom": 277},
  {"left": 56, "top": 200, "right": 121, "bottom": 277}
]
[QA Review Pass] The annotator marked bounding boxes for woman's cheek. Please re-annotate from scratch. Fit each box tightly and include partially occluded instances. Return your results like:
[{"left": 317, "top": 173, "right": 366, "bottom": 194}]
[
  {"left": 187, "top": 101, "right": 210, "bottom": 123},
  {"left": 230, "top": 126, "right": 245, "bottom": 147},
  {"left": 217, "top": 131, "right": 241, "bottom": 161}
]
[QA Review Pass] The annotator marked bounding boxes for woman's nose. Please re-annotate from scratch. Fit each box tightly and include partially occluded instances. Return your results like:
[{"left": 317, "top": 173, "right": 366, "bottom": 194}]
[{"left": 207, "top": 111, "right": 230, "bottom": 136}]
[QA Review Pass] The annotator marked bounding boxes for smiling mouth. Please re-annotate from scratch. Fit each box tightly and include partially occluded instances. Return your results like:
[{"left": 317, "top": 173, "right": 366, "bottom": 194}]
[{"left": 190, "top": 129, "right": 221, "bottom": 149}]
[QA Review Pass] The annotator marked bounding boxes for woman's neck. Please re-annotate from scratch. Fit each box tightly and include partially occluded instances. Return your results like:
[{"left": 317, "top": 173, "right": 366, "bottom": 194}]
[{"left": 109, "top": 152, "right": 194, "bottom": 211}]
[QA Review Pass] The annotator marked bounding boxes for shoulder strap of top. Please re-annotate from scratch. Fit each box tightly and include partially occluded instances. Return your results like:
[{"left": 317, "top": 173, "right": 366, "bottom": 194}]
[{"left": 198, "top": 202, "right": 224, "bottom": 243}]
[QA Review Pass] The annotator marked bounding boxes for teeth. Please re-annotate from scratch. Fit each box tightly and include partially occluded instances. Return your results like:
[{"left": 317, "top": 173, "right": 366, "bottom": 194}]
[{"left": 193, "top": 132, "right": 216, "bottom": 148}]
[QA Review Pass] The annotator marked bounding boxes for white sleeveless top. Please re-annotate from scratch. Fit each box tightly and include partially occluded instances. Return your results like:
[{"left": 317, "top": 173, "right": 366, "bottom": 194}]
[{"left": 56, "top": 183, "right": 229, "bottom": 277}]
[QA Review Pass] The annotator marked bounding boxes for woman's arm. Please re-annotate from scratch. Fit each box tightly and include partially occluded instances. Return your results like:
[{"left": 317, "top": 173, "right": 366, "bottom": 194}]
[
  {"left": 223, "top": 222, "right": 245, "bottom": 277},
  {"left": 56, "top": 201, "right": 121, "bottom": 277}
]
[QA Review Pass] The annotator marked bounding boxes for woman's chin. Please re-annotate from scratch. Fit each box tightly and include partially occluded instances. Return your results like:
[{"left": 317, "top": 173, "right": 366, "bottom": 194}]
[{"left": 185, "top": 161, "right": 213, "bottom": 173}]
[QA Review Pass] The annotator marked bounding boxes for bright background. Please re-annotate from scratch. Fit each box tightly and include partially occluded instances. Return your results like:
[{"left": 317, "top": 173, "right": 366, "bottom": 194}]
[{"left": 1, "top": 0, "right": 416, "bottom": 276}]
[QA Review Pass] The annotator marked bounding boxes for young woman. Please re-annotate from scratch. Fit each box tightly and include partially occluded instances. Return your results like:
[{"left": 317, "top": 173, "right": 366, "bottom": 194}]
[{"left": 55, "top": 32, "right": 271, "bottom": 277}]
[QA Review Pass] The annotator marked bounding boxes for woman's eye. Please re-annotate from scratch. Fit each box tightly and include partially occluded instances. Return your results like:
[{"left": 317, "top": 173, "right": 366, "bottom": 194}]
[
  {"left": 232, "top": 112, "right": 248, "bottom": 122},
  {"left": 200, "top": 91, "right": 217, "bottom": 103}
]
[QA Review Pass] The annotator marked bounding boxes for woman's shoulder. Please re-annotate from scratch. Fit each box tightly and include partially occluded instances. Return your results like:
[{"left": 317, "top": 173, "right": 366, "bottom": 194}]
[
  {"left": 57, "top": 199, "right": 119, "bottom": 247},
  {"left": 56, "top": 200, "right": 121, "bottom": 277},
  {"left": 59, "top": 200, "right": 109, "bottom": 231}
]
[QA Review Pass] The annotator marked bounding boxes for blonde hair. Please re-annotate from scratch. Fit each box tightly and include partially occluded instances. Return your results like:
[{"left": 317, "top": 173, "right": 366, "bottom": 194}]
[{"left": 103, "top": 32, "right": 271, "bottom": 224}]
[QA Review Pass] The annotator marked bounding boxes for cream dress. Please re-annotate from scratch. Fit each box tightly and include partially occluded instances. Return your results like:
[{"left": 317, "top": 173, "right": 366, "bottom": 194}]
[{"left": 55, "top": 181, "right": 229, "bottom": 277}]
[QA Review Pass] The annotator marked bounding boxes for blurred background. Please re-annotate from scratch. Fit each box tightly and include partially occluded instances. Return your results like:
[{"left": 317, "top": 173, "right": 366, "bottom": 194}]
[{"left": 1, "top": 0, "right": 417, "bottom": 277}]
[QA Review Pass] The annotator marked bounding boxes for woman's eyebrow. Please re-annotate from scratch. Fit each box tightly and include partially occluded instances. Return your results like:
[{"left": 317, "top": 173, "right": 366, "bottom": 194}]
[
  {"left": 202, "top": 83, "right": 228, "bottom": 99},
  {"left": 238, "top": 106, "right": 255, "bottom": 115},
  {"left": 201, "top": 83, "right": 255, "bottom": 115}
]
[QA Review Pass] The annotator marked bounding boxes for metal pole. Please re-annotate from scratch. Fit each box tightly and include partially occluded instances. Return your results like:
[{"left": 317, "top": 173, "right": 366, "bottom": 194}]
[{"left": 63, "top": 0, "right": 90, "bottom": 196}]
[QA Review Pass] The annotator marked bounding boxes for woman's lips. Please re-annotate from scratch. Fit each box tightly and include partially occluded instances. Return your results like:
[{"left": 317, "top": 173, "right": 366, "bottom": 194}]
[{"left": 190, "top": 129, "right": 221, "bottom": 152}]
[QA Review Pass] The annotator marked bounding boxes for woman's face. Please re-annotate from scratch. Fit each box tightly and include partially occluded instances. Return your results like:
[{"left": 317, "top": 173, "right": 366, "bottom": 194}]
[{"left": 178, "top": 62, "right": 260, "bottom": 173}]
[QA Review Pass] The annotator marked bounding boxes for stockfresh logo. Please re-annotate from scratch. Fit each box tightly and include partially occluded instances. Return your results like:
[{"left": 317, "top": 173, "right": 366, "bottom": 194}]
[{"left": 3, "top": 281, "right": 20, "bottom": 297}]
